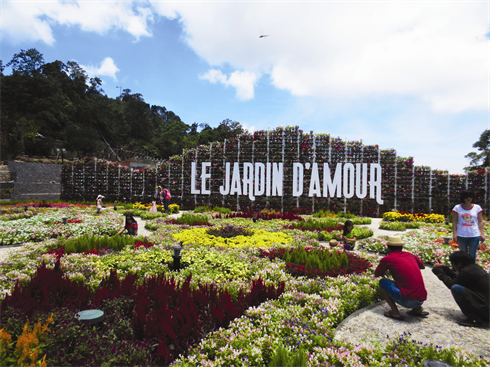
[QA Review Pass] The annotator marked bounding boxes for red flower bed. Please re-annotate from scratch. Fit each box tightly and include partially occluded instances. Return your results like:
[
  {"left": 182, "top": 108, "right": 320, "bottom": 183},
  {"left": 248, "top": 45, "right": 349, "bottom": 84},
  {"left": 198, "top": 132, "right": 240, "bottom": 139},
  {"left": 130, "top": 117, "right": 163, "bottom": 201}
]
[
  {"left": 2, "top": 259, "right": 285, "bottom": 366},
  {"left": 258, "top": 247, "right": 371, "bottom": 277},
  {"left": 134, "top": 240, "right": 155, "bottom": 249},
  {"left": 45, "top": 246, "right": 65, "bottom": 260},
  {"left": 222, "top": 211, "right": 303, "bottom": 221}
]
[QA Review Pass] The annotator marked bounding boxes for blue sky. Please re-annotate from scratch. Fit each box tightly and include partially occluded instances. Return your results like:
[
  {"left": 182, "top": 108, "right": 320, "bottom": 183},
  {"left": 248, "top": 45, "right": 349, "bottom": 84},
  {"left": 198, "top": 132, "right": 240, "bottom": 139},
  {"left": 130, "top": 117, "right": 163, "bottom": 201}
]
[{"left": 1, "top": 0, "right": 489, "bottom": 174}]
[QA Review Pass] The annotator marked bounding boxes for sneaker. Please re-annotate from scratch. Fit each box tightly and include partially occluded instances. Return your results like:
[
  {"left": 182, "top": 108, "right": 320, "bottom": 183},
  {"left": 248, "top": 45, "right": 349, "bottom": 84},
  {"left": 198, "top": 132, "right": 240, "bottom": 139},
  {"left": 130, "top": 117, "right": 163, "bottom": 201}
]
[{"left": 457, "top": 318, "right": 483, "bottom": 328}]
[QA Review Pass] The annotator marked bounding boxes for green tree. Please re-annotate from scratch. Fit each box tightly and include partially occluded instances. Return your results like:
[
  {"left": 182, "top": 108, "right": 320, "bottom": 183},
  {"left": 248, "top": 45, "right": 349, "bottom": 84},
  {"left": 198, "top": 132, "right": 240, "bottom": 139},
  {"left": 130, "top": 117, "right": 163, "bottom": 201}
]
[
  {"left": 13, "top": 117, "right": 40, "bottom": 155},
  {"left": 6, "top": 48, "right": 44, "bottom": 76},
  {"left": 216, "top": 118, "right": 249, "bottom": 141},
  {"left": 465, "top": 130, "right": 490, "bottom": 169}
]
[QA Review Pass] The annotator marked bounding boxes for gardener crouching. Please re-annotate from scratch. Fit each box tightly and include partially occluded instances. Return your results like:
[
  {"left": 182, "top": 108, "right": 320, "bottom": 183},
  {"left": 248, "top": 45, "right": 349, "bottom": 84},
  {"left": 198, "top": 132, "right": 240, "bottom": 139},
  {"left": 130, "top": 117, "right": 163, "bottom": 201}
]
[
  {"left": 374, "top": 236, "right": 429, "bottom": 320},
  {"left": 432, "top": 251, "right": 489, "bottom": 328}
]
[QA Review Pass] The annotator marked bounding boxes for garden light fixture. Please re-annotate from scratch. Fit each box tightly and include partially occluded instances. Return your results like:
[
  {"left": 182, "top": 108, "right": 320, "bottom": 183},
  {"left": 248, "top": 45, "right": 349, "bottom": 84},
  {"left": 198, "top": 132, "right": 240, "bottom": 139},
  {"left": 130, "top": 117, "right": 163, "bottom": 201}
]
[
  {"left": 172, "top": 245, "right": 184, "bottom": 270},
  {"left": 62, "top": 216, "right": 67, "bottom": 225}
]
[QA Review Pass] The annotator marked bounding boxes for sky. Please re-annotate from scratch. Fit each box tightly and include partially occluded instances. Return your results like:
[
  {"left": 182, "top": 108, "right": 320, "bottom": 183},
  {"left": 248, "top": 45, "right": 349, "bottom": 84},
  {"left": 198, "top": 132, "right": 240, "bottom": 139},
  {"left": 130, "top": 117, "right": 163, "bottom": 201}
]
[{"left": 1, "top": 0, "right": 489, "bottom": 174}]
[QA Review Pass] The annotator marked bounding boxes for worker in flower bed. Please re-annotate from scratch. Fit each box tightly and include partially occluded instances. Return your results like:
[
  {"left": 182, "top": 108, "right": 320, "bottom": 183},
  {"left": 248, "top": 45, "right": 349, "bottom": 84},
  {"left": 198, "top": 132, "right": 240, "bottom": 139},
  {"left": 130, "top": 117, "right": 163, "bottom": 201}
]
[
  {"left": 340, "top": 220, "right": 357, "bottom": 251},
  {"left": 117, "top": 212, "right": 138, "bottom": 236},
  {"left": 452, "top": 189, "right": 487, "bottom": 260},
  {"left": 374, "top": 236, "right": 428, "bottom": 320},
  {"left": 433, "top": 251, "right": 490, "bottom": 328}
]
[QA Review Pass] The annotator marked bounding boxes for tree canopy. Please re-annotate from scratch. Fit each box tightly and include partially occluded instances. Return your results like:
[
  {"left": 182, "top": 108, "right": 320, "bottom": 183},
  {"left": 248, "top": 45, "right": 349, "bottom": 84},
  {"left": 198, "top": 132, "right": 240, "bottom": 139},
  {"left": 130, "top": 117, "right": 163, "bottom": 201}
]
[
  {"left": 465, "top": 129, "right": 490, "bottom": 170},
  {"left": 1, "top": 48, "right": 249, "bottom": 161}
]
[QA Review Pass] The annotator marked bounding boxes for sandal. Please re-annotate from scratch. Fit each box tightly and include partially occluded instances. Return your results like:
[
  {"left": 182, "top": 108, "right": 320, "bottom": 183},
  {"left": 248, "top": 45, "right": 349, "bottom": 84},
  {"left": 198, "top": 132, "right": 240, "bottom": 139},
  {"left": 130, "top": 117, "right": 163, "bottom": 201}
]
[
  {"left": 384, "top": 311, "right": 405, "bottom": 321},
  {"left": 407, "top": 310, "right": 429, "bottom": 318}
]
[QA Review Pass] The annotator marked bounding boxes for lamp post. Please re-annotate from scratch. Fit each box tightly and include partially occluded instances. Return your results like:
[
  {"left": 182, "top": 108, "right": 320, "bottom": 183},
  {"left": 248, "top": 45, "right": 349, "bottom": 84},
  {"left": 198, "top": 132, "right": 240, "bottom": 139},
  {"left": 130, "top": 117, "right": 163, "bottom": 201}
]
[
  {"left": 114, "top": 201, "right": 117, "bottom": 211},
  {"left": 62, "top": 216, "right": 67, "bottom": 225},
  {"left": 116, "top": 86, "right": 122, "bottom": 98}
]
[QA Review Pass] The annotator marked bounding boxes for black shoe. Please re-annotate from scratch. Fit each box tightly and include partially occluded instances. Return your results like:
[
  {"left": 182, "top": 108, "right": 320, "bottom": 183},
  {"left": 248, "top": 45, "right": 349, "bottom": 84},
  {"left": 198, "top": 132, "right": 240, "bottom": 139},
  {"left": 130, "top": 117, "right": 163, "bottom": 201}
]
[{"left": 457, "top": 318, "right": 483, "bottom": 328}]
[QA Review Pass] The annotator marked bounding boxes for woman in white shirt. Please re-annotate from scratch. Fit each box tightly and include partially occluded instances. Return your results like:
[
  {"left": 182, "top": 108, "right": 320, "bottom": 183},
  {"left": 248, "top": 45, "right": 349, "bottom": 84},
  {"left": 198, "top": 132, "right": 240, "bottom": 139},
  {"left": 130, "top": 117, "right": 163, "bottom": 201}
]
[{"left": 452, "top": 190, "right": 487, "bottom": 260}]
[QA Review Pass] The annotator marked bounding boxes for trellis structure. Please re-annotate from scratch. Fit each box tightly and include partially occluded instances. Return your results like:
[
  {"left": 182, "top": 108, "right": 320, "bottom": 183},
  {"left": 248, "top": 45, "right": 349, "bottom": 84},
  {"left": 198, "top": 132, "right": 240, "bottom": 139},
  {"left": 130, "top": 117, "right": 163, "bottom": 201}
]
[{"left": 60, "top": 126, "right": 489, "bottom": 216}]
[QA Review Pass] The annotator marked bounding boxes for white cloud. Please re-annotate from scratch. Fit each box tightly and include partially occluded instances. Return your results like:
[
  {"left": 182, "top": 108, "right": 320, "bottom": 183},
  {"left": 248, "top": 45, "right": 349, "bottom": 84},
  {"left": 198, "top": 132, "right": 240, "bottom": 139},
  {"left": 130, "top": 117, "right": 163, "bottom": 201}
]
[
  {"left": 153, "top": 1, "right": 488, "bottom": 114},
  {"left": 200, "top": 69, "right": 259, "bottom": 100},
  {"left": 81, "top": 57, "right": 120, "bottom": 81},
  {"left": 4, "top": 1, "right": 486, "bottom": 113},
  {"left": 1, "top": 0, "right": 153, "bottom": 45}
]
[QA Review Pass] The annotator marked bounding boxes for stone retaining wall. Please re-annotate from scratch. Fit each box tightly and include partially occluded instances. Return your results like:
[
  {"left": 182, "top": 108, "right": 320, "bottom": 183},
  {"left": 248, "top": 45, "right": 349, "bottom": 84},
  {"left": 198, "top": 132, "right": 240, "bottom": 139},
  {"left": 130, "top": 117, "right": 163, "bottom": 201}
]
[{"left": 8, "top": 161, "right": 61, "bottom": 201}]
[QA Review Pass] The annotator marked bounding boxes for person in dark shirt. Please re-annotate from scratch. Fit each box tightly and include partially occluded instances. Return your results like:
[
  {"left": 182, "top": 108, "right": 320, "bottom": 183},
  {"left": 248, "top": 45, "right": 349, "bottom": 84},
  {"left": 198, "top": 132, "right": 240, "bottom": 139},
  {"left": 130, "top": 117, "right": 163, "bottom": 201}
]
[
  {"left": 341, "top": 220, "right": 357, "bottom": 251},
  {"left": 117, "top": 213, "right": 138, "bottom": 236},
  {"left": 374, "top": 236, "right": 428, "bottom": 320},
  {"left": 433, "top": 250, "right": 490, "bottom": 327}
]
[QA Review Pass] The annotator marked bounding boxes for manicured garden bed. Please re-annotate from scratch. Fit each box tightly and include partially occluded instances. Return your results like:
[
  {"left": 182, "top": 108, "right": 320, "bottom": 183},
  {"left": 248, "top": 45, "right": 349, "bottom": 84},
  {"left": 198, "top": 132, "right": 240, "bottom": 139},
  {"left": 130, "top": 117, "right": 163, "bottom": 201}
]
[{"left": 0, "top": 206, "right": 488, "bottom": 366}]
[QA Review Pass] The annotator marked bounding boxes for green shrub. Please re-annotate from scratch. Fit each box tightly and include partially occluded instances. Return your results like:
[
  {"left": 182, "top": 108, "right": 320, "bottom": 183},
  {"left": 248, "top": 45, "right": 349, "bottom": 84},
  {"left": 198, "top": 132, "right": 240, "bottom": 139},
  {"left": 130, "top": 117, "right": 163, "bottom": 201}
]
[
  {"left": 379, "top": 221, "right": 406, "bottom": 231},
  {"left": 269, "top": 345, "right": 308, "bottom": 367},
  {"left": 194, "top": 206, "right": 232, "bottom": 214},
  {"left": 351, "top": 226, "right": 373, "bottom": 239},
  {"left": 283, "top": 245, "right": 348, "bottom": 271},
  {"left": 291, "top": 217, "right": 341, "bottom": 231},
  {"left": 139, "top": 212, "right": 165, "bottom": 220},
  {"left": 338, "top": 216, "right": 372, "bottom": 225},
  {"left": 194, "top": 206, "right": 211, "bottom": 213},
  {"left": 176, "top": 213, "right": 209, "bottom": 225},
  {"left": 61, "top": 234, "right": 135, "bottom": 254}
]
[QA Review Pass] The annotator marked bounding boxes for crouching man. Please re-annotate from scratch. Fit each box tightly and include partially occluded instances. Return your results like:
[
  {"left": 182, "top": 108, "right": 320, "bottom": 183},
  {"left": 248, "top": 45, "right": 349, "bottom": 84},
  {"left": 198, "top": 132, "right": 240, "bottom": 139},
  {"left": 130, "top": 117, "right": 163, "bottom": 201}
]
[
  {"left": 432, "top": 251, "right": 489, "bottom": 327},
  {"left": 374, "top": 236, "right": 429, "bottom": 320}
]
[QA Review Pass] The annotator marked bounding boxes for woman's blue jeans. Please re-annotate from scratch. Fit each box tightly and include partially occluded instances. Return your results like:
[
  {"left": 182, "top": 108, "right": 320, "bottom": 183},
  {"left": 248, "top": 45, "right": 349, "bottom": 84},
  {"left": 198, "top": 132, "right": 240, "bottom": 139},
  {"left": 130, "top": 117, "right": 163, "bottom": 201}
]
[{"left": 457, "top": 236, "right": 480, "bottom": 260}]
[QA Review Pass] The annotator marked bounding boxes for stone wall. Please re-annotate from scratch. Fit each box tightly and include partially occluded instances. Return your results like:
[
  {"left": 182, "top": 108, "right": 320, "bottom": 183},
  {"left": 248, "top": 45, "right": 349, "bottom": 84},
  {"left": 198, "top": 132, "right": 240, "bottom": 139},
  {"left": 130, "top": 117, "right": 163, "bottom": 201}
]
[{"left": 8, "top": 161, "right": 61, "bottom": 201}]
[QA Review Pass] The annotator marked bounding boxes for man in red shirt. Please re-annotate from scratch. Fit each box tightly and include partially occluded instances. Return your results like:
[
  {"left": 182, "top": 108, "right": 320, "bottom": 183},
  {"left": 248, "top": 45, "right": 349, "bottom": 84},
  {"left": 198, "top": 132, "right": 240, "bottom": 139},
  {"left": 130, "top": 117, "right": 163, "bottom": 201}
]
[{"left": 374, "top": 236, "right": 428, "bottom": 320}]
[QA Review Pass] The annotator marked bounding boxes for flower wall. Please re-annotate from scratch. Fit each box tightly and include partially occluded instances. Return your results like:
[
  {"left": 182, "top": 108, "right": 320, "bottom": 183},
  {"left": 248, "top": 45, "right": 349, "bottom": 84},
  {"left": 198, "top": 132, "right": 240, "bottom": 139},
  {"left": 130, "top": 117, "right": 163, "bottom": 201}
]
[{"left": 61, "top": 127, "right": 490, "bottom": 216}]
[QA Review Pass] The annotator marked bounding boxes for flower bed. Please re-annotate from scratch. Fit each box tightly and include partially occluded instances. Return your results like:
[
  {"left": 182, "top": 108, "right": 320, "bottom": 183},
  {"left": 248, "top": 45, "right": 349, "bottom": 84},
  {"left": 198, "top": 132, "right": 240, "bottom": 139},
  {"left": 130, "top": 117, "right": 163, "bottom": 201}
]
[
  {"left": 223, "top": 211, "right": 303, "bottom": 221},
  {"left": 1, "top": 260, "right": 285, "bottom": 366},
  {"left": 0, "top": 210, "right": 121, "bottom": 245},
  {"left": 286, "top": 217, "right": 343, "bottom": 232},
  {"left": 173, "top": 227, "right": 292, "bottom": 248},
  {"left": 383, "top": 211, "right": 445, "bottom": 223},
  {"left": 259, "top": 247, "right": 372, "bottom": 278},
  {"left": 0, "top": 207, "right": 488, "bottom": 366}
]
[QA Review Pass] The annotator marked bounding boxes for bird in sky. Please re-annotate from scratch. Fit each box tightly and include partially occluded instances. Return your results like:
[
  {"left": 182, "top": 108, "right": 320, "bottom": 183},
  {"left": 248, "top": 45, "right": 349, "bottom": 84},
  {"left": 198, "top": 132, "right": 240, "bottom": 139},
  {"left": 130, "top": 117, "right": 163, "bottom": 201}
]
[{"left": 259, "top": 35, "right": 269, "bottom": 38}]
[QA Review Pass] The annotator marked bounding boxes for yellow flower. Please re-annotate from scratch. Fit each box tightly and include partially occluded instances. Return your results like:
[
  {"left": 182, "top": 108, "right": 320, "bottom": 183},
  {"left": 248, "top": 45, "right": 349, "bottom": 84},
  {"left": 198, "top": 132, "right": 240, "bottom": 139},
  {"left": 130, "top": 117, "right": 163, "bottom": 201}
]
[{"left": 173, "top": 228, "right": 292, "bottom": 248}]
